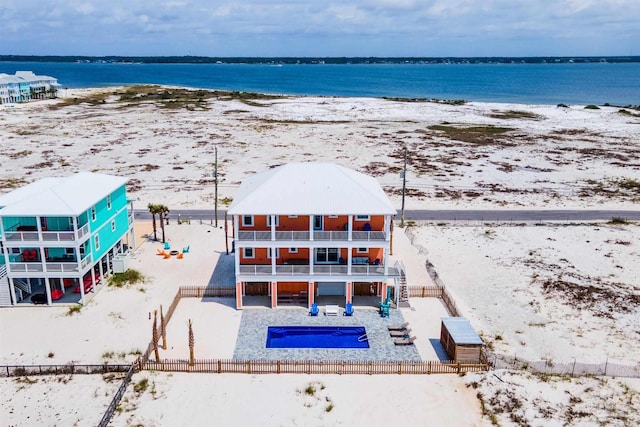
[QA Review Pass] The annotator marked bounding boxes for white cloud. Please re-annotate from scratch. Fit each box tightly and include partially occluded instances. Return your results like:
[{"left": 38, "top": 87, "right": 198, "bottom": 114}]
[{"left": 0, "top": 0, "right": 638, "bottom": 56}]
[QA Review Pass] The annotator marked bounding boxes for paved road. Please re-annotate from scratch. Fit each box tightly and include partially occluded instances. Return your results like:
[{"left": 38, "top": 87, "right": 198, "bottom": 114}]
[{"left": 133, "top": 209, "right": 640, "bottom": 222}]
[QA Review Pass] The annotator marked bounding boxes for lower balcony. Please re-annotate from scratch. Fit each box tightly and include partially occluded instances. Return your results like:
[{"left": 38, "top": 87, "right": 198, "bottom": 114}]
[{"left": 238, "top": 264, "right": 398, "bottom": 277}]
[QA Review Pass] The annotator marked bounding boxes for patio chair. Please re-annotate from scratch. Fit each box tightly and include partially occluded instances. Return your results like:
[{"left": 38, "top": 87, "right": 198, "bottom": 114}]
[
  {"left": 394, "top": 336, "right": 417, "bottom": 346},
  {"left": 390, "top": 328, "right": 412, "bottom": 337},
  {"left": 309, "top": 303, "right": 319, "bottom": 316},
  {"left": 344, "top": 302, "right": 354, "bottom": 316},
  {"left": 31, "top": 293, "right": 47, "bottom": 304},
  {"left": 164, "top": 241, "right": 171, "bottom": 250},
  {"left": 387, "top": 321, "right": 409, "bottom": 331},
  {"left": 51, "top": 289, "right": 64, "bottom": 301},
  {"left": 363, "top": 223, "right": 371, "bottom": 231},
  {"left": 182, "top": 245, "right": 190, "bottom": 253},
  {"left": 177, "top": 253, "right": 184, "bottom": 259},
  {"left": 163, "top": 253, "right": 171, "bottom": 259}
]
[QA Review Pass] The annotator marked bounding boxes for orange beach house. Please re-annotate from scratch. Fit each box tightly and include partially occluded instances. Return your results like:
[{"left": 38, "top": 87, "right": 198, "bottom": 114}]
[{"left": 228, "top": 162, "right": 403, "bottom": 309}]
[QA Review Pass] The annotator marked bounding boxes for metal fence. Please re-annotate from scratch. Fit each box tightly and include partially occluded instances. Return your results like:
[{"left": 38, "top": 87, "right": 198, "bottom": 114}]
[{"left": 491, "top": 354, "right": 640, "bottom": 378}]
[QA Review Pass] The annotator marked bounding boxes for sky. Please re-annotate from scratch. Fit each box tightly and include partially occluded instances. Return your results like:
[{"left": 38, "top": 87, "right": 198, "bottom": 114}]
[{"left": 1, "top": 0, "right": 638, "bottom": 57}]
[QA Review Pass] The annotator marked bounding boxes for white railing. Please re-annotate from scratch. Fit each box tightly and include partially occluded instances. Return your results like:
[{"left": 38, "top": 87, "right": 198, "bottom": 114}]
[
  {"left": 275, "top": 265, "right": 311, "bottom": 275},
  {"left": 313, "top": 265, "right": 349, "bottom": 275},
  {"left": 239, "top": 265, "right": 273, "bottom": 275},
  {"left": 80, "top": 253, "right": 93, "bottom": 269},
  {"left": 9, "top": 263, "right": 43, "bottom": 272},
  {"left": 45, "top": 262, "right": 79, "bottom": 272},
  {"left": 237, "top": 230, "right": 386, "bottom": 241},
  {"left": 4, "top": 231, "right": 39, "bottom": 241},
  {"left": 77, "top": 223, "right": 90, "bottom": 239},
  {"left": 0, "top": 265, "right": 7, "bottom": 279},
  {"left": 238, "top": 264, "right": 400, "bottom": 277},
  {"left": 41, "top": 231, "right": 76, "bottom": 242}
]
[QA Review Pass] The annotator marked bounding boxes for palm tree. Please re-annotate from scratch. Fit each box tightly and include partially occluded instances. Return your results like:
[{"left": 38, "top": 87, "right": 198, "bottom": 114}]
[
  {"left": 157, "top": 204, "right": 170, "bottom": 243},
  {"left": 148, "top": 203, "right": 160, "bottom": 241}
]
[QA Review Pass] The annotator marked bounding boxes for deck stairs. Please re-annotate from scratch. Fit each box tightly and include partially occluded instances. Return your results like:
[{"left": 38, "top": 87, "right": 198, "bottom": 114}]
[
  {"left": 394, "top": 260, "right": 410, "bottom": 308},
  {"left": 0, "top": 265, "right": 11, "bottom": 306}
]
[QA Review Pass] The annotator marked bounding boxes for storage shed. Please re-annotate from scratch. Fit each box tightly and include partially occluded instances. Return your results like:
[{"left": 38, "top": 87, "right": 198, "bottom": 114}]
[{"left": 440, "top": 317, "right": 483, "bottom": 363}]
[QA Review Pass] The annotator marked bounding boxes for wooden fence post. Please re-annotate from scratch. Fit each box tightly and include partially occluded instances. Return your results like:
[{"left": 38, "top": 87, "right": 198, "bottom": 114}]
[{"left": 218, "top": 360, "right": 222, "bottom": 374}]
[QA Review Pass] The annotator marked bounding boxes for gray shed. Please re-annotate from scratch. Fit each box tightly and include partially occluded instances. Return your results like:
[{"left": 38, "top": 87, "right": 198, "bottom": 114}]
[{"left": 440, "top": 317, "right": 483, "bottom": 363}]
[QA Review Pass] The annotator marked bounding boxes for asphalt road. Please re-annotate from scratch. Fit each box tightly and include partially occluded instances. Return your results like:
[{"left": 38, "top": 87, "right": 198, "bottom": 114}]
[{"left": 133, "top": 209, "right": 640, "bottom": 222}]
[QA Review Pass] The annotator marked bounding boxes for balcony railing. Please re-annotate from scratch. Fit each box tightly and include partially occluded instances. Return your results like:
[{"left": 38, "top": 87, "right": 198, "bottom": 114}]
[
  {"left": 80, "top": 253, "right": 93, "bottom": 269},
  {"left": 237, "top": 230, "right": 386, "bottom": 242},
  {"left": 9, "top": 262, "right": 44, "bottom": 273},
  {"left": 77, "top": 224, "right": 90, "bottom": 239},
  {"left": 41, "top": 231, "right": 76, "bottom": 242},
  {"left": 238, "top": 264, "right": 399, "bottom": 277},
  {"left": 45, "top": 262, "right": 79, "bottom": 272},
  {"left": 4, "top": 231, "right": 39, "bottom": 241}
]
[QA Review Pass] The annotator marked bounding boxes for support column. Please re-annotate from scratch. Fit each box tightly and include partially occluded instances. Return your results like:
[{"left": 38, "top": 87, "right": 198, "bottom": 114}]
[
  {"left": 270, "top": 215, "right": 276, "bottom": 241},
  {"left": 44, "top": 278, "right": 52, "bottom": 305},
  {"left": 235, "top": 281, "right": 243, "bottom": 309},
  {"left": 309, "top": 250, "right": 314, "bottom": 275},
  {"left": 98, "top": 261, "right": 104, "bottom": 283},
  {"left": 270, "top": 281, "right": 278, "bottom": 308},
  {"left": 381, "top": 282, "right": 388, "bottom": 303},
  {"left": 383, "top": 248, "right": 389, "bottom": 275},
  {"left": 309, "top": 216, "right": 314, "bottom": 241},
  {"left": 346, "top": 281, "right": 352, "bottom": 305},
  {"left": 348, "top": 215, "right": 353, "bottom": 241},
  {"left": 308, "top": 281, "right": 315, "bottom": 308},
  {"left": 347, "top": 249, "right": 352, "bottom": 275}
]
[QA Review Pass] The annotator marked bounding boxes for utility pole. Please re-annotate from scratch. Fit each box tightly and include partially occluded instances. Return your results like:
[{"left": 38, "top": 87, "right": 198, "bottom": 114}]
[
  {"left": 400, "top": 146, "right": 407, "bottom": 227},
  {"left": 214, "top": 146, "right": 218, "bottom": 227}
]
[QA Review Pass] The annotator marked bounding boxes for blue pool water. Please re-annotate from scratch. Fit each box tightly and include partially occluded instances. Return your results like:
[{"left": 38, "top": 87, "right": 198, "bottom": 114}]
[{"left": 266, "top": 326, "right": 369, "bottom": 349}]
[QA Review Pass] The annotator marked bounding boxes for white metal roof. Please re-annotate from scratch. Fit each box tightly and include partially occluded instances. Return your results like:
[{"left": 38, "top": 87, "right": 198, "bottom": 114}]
[
  {"left": 441, "top": 317, "right": 483, "bottom": 345},
  {"left": 0, "top": 172, "right": 128, "bottom": 217},
  {"left": 228, "top": 162, "right": 397, "bottom": 216}
]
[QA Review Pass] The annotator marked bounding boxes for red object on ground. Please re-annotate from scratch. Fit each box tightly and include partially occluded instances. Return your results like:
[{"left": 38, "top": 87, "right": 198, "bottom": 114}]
[{"left": 51, "top": 289, "right": 64, "bottom": 300}]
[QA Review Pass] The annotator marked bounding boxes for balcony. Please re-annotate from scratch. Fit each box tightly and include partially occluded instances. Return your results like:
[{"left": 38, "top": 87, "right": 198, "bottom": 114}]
[
  {"left": 41, "top": 231, "right": 76, "bottom": 242},
  {"left": 238, "top": 264, "right": 398, "bottom": 277},
  {"left": 4, "top": 231, "right": 39, "bottom": 242},
  {"left": 237, "top": 230, "right": 386, "bottom": 242}
]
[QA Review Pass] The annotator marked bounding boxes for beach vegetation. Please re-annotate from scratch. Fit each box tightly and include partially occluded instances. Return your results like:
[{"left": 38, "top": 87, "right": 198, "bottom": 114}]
[
  {"left": 382, "top": 97, "right": 467, "bottom": 105},
  {"left": 109, "top": 269, "right": 146, "bottom": 287},
  {"left": 489, "top": 110, "right": 543, "bottom": 120},
  {"left": 47, "top": 352, "right": 55, "bottom": 358},
  {"left": 557, "top": 103, "right": 569, "bottom": 108},
  {"left": 134, "top": 378, "right": 149, "bottom": 393},
  {"left": 428, "top": 124, "right": 514, "bottom": 145},
  {"left": 617, "top": 109, "right": 640, "bottom": 117},
  {"left": 220, "top": 196, "right": 233, "bottom": 206},
  {"left": 608, "top": 217, "right": 629, "bottom": 225},
  {"left": 0, "top": 177, "right": 27, "bottom": 190},
  {"left": 584, "top": 104, "right": 600, "bottom": 109},
  {"left": 66, "top": 304, "right": 82, "bottom": 316}
]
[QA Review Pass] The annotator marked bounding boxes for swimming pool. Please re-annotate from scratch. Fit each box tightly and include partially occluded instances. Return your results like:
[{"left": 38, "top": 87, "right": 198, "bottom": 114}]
[{"left": 266, "top": 326, "right": 369, "bottom": 349}]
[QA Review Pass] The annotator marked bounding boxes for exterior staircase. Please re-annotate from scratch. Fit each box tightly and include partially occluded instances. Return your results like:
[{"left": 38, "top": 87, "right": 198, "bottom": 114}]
[
  {"left": 0, "top": 265, "right": 11, "bottom": 306},
  {"left": 398, "top": 271, "right": 410, "bottom": 308}
]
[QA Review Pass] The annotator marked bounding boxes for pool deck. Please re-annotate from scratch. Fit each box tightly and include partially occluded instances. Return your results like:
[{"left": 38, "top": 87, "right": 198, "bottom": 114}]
[{"left": 233, "top": 306, "right": 421, "bottom": 361}]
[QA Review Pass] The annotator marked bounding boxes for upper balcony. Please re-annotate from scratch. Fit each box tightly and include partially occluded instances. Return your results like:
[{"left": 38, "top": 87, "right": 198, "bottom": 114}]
[
  {"left": 237, "top": 230, "right": 386, "bottom": 242},
  {"left": 2, "top": 222, "right": 90, "bottom": 244}
]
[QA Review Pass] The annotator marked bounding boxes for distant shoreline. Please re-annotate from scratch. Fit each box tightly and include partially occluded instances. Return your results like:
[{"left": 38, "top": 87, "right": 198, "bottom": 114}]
[{"left": 2, "top": 54, "right": 640, "bottom": 65}]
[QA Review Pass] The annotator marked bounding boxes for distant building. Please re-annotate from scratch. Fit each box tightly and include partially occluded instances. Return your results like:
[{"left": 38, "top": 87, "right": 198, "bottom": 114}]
[
  {"left": 228, "top": 162, "right": 405, "bottom": 310},
  {"left": 0, "top": 71, "right": 61, "bottom": 104},
  {"left": 0, "top": 172, "right": 136, "bottom": 306}
]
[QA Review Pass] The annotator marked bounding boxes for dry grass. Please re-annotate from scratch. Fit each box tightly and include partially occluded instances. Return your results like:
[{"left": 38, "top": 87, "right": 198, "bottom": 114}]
[{"left": 428, "top": 124, "right": 515, "bottom": 145}]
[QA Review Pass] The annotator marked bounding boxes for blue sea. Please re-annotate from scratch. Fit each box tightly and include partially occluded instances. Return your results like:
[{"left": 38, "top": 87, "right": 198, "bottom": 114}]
[{"left": 1, "top": 61, "right": 639, "bottom": 105}]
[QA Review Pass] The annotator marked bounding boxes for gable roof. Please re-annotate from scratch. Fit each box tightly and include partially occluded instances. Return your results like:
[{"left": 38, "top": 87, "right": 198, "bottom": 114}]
[
  {"left": 228, "top": 162, "right": 396, "bottom": 216},
  {"left": 0, "top": 172, "right": 128, "bottom": 217}
]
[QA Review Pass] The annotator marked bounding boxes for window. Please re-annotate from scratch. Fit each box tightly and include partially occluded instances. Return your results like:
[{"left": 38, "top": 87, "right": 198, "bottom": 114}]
[
  {"left": 313, "top": 216, "right": 323, "bottom": 230},
  {"left": 356, "top": 248, "right": 368, "bottom": 253},
  {"left": 65, "top": 248, "right": 75, "bottom": 255},
  {"left": 315, "top": 248, "right": 339, "bottom": 263},
  {"left": 107, "top": 195, "right": 112, "bottom": 210},
  {"left": 268, "top": 248, "right": 280, "bottom": 259},
  {"left": 91, "top": 207, "right": 97, "bottom": 222},
  {"left": 288, "top": 215, "right": 298, "bottom": 218},
  {"left": 94, "top": 235, "right": 100, "bottom": 250},
  {"left": 242, "top": 215, "right": 254, "bottom": 227},
  {"left": 328, "top": 215, "right": 338, "bottom": 218},
  {"left": 111, "top": 220, "right": 116, "bottom": 232},
  {"left": 243, "top": 248, "right": 254, "bottom": 258},
  {"left": 355, "top": 215, "right": 370, "bottom": 221},
  {"left": 289, "top": 248, "right": 298, "bottom": 253},
  {"left": 267, "top": 215, "right": 279, "bottom": 227}
]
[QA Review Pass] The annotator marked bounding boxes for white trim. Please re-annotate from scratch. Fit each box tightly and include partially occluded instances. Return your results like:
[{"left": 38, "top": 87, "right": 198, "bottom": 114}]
[
  {"left": 355, "top": 215, "right": 370, "bottom": 221},
  {"left": 94, "top": 234, "right": 100, "bottom": 251},
  {"left": 314, "top": 247, "right": 340, "bottom": 263},
  {"left": 267, "top": 215, "right": 279, "bottom": 227},
  {"left": 268, "top": 248, "right": 280, "bottom": 259},
  {"left": 107, "top": 194, "right": 112, "bottom": 210},
  {"left": 288, "top": 215, "right": 298, "bottom": 218},
  {"left": 111, "top": 220, "right": 116, "bottom": 232},
  {"left": 91, "top": 206, "right": 97, "bottom": 222},
  {"left": 288, "top": 248, "right": 298, "bottom": 253},
  {"left": 242, "top": 215, "right": 254, "bottom": 227},
  {"left": 356, "top": 247, "right": 368, "bottom": 253}
]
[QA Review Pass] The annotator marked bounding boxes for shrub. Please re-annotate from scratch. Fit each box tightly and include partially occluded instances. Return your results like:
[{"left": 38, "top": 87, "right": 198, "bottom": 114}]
[
  {"left": 66, "top": 305, "right": 82, "bottom": 316},
  {"left": 109, "top": 269, "right": 145, "bottom": 287},
  {"left": 584, "top": 104, "right": 600, "bottom": 110}
]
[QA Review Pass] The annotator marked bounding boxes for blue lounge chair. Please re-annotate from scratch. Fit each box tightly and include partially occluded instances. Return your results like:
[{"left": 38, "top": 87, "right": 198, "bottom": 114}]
[
  {"left": 309, "top": 303, "right": 319, "bottom": 316},
  {"left": 344, "top": 302, "right": 354, "bottom": 316},
  {"left": 164, "top": 241, "right": 170, "bottom": 250}
]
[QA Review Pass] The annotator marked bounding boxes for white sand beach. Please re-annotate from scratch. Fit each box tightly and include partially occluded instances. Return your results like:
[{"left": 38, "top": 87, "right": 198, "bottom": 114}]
[{"left": 1, "top": 88, "right": 639, "bottom": 426}]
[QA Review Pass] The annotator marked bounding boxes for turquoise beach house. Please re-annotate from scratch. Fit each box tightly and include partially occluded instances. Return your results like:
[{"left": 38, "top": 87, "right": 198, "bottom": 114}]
[{"left": 0, "top": 172, "right": 136, "bottom": 306}]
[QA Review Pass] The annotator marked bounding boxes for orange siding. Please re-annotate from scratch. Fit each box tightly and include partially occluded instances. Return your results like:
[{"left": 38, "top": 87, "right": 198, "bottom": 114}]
[
  {"left": 240, "top": 247, "right": 280, "bottom": 264},
  {"left": 277, "top": 282, "right": 308, "bottom": 293},
  {"left": 353, "top": 215, "right": 384, "bottom": 231},
  {"left": 324, "top": 216, "right": 349, "bottom": 231},
  {"left": 277, "top": 215, "right": 310, "bottom": 230},
  {"left": 282, "top": 248, "right": 309, "bottom": 262},
  {"left": 351, "top": 247, "right": 383, "bottom": 263}
]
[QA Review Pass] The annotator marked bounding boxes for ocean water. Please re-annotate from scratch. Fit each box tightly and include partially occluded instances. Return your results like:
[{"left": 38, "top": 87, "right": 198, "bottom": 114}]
[{"left": 1, "top": 61, "right": 639, "bottom": 105}]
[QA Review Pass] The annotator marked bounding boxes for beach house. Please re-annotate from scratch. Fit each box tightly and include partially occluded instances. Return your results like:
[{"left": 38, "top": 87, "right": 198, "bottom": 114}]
[
  {"left": 0, "top": 172, "right": 135, "bottom": 306},
  {"left": 228, "top": 162, "right": 404, "bottom": 310},
  {"left": 0, "top": 71, "right": 61, "bottom": 104}
]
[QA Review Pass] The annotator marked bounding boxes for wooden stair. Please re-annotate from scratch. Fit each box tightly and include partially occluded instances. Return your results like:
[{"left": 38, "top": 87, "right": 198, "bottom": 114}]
[{"left": 398, "top": 274, "right": 410, "bottom": 308}]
